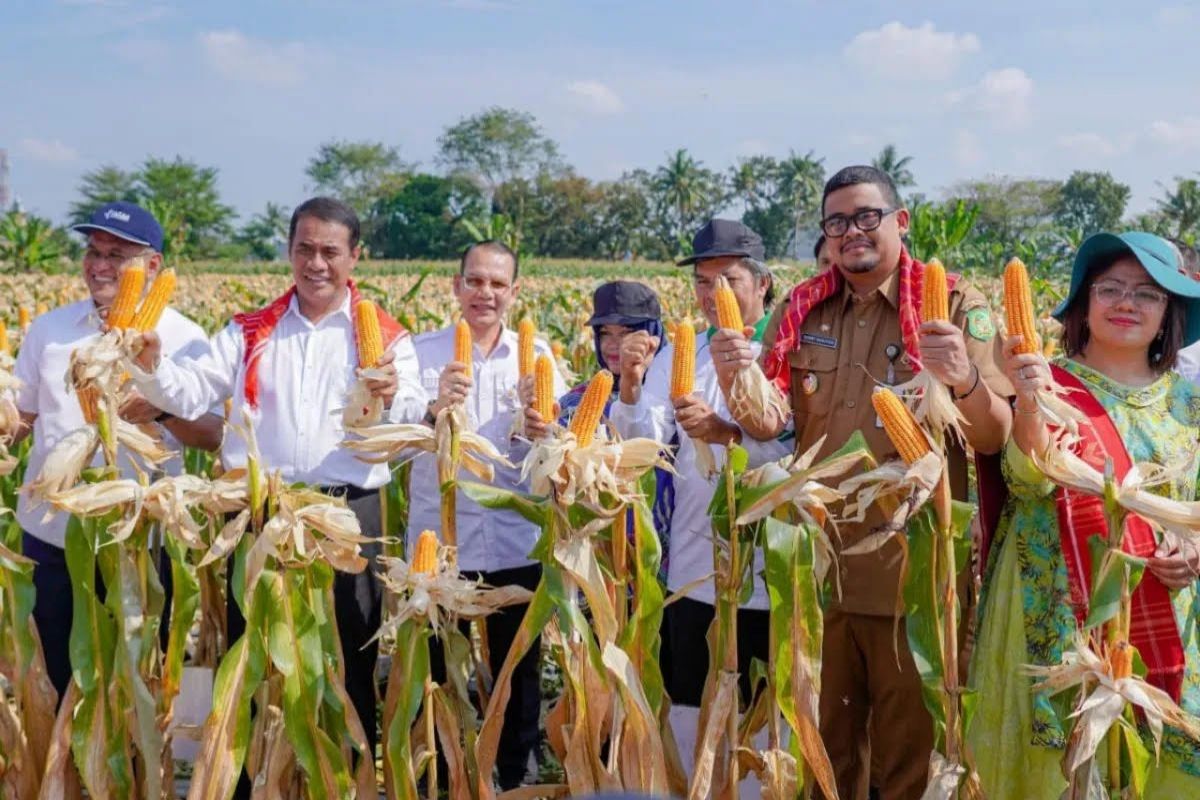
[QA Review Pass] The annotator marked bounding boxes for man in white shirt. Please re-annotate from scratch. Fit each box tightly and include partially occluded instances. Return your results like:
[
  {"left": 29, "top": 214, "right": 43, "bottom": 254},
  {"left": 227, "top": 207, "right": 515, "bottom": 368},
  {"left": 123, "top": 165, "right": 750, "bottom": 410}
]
[
  {"left": 608, "top": 219, "right": 787, "bottom": 778},
  {"left": 131, "top": 197, "right": 427, "bottom": 768},
  {"left": 12, "top": 200, "right": 223, "bottom": 702},
  {"left": 409, "top": 240, "right": 564, "bottom": 789},
  {"left": 1172, "top": 240, "right": 1200, "bottom": 385}
]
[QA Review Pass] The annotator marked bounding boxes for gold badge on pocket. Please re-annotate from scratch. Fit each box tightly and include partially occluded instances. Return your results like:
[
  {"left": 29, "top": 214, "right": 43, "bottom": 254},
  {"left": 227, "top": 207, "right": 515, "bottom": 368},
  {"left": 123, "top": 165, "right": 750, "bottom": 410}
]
[{"left": 802, "top": 372, "right": 819, "bottom": 395}]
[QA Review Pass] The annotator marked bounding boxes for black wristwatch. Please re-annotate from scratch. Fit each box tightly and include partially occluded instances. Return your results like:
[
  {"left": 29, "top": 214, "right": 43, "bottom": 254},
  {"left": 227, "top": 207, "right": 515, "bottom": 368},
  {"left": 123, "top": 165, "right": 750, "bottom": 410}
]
[
  {"left": 422, "top": 401, "right": 437, "bottom": 425},
  {"left": 154, "top": 410, "right": 172, "bottom": 423}
]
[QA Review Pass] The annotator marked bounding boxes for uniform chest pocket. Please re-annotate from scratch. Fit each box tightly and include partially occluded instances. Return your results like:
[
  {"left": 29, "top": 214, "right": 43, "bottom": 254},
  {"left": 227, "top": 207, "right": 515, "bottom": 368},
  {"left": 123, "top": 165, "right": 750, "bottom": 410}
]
[{"left": 788, "top": 347, "right": 839, "bottom": 417}]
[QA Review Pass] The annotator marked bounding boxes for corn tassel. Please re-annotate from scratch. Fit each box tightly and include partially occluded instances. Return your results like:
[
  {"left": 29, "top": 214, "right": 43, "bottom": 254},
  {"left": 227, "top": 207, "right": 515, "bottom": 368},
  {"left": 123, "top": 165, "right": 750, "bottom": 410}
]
[
  {"left": 1004, "top": 257, "right": 1041, "bottom": 355},
  {"left": 871, "top": 388, "right": 931, "bottom": 466},
  {"left": 921, "top": 258, "right": 950, "bottom": 323},
  {"left": 533, "top": 354, "right": 555, "bottom": 421},
  {"left": 354, "top": 300, "right": 384, "bottom": 368},
  {"left": 411, "top": 530, "right": 439, "bottom": 574},
  {"left": 130, "top": 268, "right": 176, "bottom": 332},
  {"left": 714, "top": 275, "right": 744, "bottom": 331},
  {"left": 454, "top": 319, "right": 472, "bottom": 373},
  {"left": 18, "top": 307, "right": 30, "bottom": 332},
  {"left": 107, "top": 259, "right": 147, "bottom": 329},
  {"left": 569, "top": 370, "right": 612, "bottom": 448},
  {"left": 518, "top": 318, "right": 536, "bottom": 378},
  {"left": 670, "top": 321, "right": 695, "bottom": 399}
]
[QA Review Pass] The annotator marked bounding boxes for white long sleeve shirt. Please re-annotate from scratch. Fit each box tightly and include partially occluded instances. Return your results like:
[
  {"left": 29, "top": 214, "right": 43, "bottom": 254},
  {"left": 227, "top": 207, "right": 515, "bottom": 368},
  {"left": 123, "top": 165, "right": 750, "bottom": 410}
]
[
  {"left": 609, "top": 336, "right": 789, "bottom": 609},
  {"left": 406, "top": 324, "right": 565, "bottom": 573},
  {"left": 15, "top": 300, "right": 209, "bottom": 547},
  {"left": 1177, "top": 341, "right": 1200, "bottom": 385},
  {"left": 131, "top": 292, "right": 427, "bottom": 488}
]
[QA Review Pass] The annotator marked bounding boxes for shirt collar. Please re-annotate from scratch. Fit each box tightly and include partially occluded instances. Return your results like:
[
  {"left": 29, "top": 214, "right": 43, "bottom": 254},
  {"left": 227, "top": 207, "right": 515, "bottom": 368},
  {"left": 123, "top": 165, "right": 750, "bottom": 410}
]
[
  {"left": 285, "top": 289, "right": 352, "bottom": 327},
  {"left": 706, "top": 313, "right": 771, "bottom": 343},
  {"left": 842, "top": 267, "right": 901, "bottom": 310},
  {"left": 74, "top": 299, "right": 103, "bottom": 328}
]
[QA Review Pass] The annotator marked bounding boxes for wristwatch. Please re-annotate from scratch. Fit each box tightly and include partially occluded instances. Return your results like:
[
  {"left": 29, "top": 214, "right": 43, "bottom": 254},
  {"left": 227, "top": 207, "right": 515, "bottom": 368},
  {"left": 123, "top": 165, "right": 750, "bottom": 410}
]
[{"left": 422, "top": 401, "right": 437, "bottom": 425}]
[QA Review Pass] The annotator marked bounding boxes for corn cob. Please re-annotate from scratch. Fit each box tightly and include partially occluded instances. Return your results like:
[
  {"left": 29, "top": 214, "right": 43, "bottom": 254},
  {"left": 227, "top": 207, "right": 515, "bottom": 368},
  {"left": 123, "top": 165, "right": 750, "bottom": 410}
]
[
  {"left": 354, "top": 299, "right": 384, "bottom": 368},
  {"left": 921, "top": 258, "right": 950, "bottom": 323},
  {"left": 533, "top": 354, "right": 555, "bottom": 420},
  {"left": 517, "top": 318, "right": 536, "bottom": 377},
  {"left": 107, "top": 259, "right": 147, "bottom": 329},
  {"left": 0, "top": 322, "right": 9, "bottom": 355},
  {"left": 551, "top": 341, "right": 564, "bottom": 360},
  {"left": 130, "top": 268, "right": 177, "bottom": 332},
  {"left": 454, "top": 319, "right": 472, "bottom": 372},
  {"left": 1004, "top": 258, "right": 1040, "bottom": 355},
  {"left": 411, "top": 530, "right": 439, "bottom": 574},
  {"left": 18, "top": 307, "right": 30, "bottom": 332},
  {"left": 871, "top": 388, "right": 931, "bottom": 465},
  {"left": 569, "top": 370, "right": 613, "bottom": 448},
  {"left": 35, "top": 302, "right": 48, "bottom": 317},
  {"left": 714, "top": 275, "right": 744, "bottom": 331},
  {"left": 671, "top": 321, "right": 695, "bottom": 399},
  {"left": 78, "top": 385, "right": 101, "bottom": 425}
]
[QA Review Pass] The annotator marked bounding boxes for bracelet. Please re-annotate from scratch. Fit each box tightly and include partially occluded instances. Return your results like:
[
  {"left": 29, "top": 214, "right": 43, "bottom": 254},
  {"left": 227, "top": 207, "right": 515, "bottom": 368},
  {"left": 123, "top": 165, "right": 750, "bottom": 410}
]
[
  {"left": 154, "top": 411, "right": 172, "bottom": 423},
  {"left": 952, "top": 366, "right": 981, "bottom": 401}
]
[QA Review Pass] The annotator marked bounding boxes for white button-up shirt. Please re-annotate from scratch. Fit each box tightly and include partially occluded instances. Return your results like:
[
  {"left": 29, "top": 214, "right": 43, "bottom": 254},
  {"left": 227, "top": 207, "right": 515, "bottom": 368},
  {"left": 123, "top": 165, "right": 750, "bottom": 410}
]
[
  {"left": 1177, "top": 341, "right": 1200, "bottom": 385},
  {"left": 406, "top": 324, "right": 565, "bottom": 573},
  {"left": 15, "top": 300, "right": 209, "bottom": 547},
  {"left": 131, "top": 292, "right": 426, "bottom": 488},
  {"left": 610, "top": 335, "right": 788, "bottom": 609}
]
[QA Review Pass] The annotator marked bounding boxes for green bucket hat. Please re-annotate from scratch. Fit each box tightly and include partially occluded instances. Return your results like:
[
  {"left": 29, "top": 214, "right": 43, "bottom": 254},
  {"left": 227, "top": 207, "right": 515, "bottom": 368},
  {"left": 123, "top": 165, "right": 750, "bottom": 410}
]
[{"left": 1052, "top": 231, "right": 1200, "bottom": 347}]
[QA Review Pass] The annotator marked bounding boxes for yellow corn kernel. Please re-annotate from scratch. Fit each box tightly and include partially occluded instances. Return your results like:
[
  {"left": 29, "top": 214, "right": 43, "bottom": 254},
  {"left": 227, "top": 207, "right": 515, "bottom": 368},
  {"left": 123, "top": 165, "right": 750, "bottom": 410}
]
[
  {"left": 671, "top": 321, "right": 695, "bottom": 399},
  {"left": 35, "top": 302, "right": 48, "bottom": 317},
  {"left": 454, "top": 319, "right": 472, "bottom": 373},
  {"left": 411, "top": 530, "right": 439, "bottom": 574},
  {"left": 534, "top": 354, "right": 555, "bottom": 421},
  {"left": 518, "top": 317, "right": 536, "bottom": 378},
  {"left": 569, "top": 369, "right": 613, "bottom": 448},
  {"left": 78, "top": 385, "right": 101, "bottom": 425},
  {"left": 130, "top": 268, "right": 177, "bottom": 332},
  {"left": 1109, "top": 641, "right": 1133, "bottom": 680},
  {"left": 714, "top": 275, "right": 744, "bottom": 331},
  {"left": 871, "top": 388, "right": 931, "bottom": 465},
  {"left": 551, "top": 341, "right": 564, "bottom": 359},
  {"left": 921, "top": 258, "right": 950, "bottom": 323},
  {"left": 0, "top": 322, "right": 9, "bottom": 355},
  {"left": 18, "top": 306, "right": 30, "bottom": 332},
  {"left": 354, "top": 299, "right": 384, "bottom": 368},
  {"left": 1004, "top": 258, "right": 1041, "bottom": 355},
  {"left": 107, "top": 259, "right": 147, "bottom": 329}
]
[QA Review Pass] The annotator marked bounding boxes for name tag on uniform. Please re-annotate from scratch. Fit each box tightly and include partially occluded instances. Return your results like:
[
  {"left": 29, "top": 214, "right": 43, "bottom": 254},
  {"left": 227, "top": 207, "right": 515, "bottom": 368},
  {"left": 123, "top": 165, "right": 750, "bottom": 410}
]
[{"left": 801, "top": 333, "right": 838, "bottom": 349}]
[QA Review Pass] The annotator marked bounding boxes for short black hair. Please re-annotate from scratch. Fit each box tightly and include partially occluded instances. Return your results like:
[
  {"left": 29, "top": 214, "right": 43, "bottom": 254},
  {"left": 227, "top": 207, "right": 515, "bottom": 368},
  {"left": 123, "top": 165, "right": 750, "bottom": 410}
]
[
  {"left": 812, "top": 235, "right": 827, "bottom": 261},
  {"left": 822, "top": 165, "right": 900, "bottom": 214},
  {"left": 289, "top": 196, "right": 361, "bottom": 250},
  {"left": 460, "top": 240, "right": 520, "bottom": 281}
]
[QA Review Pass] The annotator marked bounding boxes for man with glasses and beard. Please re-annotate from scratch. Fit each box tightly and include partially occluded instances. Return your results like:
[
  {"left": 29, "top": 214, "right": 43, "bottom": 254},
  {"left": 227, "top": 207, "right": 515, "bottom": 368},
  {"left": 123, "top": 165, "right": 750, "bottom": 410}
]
[{"left": 712, "top": 166, "right": 1012, "bottom": 799}]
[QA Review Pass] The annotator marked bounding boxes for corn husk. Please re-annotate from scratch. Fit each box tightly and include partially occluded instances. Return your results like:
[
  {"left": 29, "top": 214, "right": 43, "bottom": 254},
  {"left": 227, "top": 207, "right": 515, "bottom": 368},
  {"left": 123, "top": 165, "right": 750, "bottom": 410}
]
[
  {"left": 521, "top": 423, "right": 672, "bottom": 508},
  {"left": 342, "top": 365, "right": 390, "bottom": 429},
  {"left": 342, "top": 409, "right": 510, "bottom": 482},
  {"left": 726, "top": 361, "right": 788, "bottom": 438},
  {"left": 26, "top": 426, "right": 101, "bottom": 500}
]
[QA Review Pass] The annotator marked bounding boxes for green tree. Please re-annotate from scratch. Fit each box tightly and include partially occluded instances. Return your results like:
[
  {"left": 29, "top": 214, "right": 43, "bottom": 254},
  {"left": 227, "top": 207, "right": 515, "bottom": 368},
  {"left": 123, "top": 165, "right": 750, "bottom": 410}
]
[
  {"left": 137, "top": 156, "right": 235, "bottom": 260},
  {"left": 367, "top": 174, "right": 484, "bottom": 259},
  {"left": 651, "top": 148, "right": 726, "bottom": 257},
  {"left": 1053, "top": 170, "right": 1130, "bottom": 236},
  {"left": 305, "top": 140, "right": 409, "bottom": 220},
  {"left": 872, "top": 144, "right": 915, "bottom": 189},
  {"left": 68, "top": 165, "right": 138, "bottom": 225},
  {"left": 729, "top": 151, "right": 824, "bottom": 258},
  {"left": 234, "top": 202, "right": 290, "bottom": 260},
  {"left": 0, "top": 210, "right": 65, "bottom": 272},
  {"left": 907, "top": 199, "right": 979, "bottom": 265},
  {"left": 514, "top": 172, "right": 606, "bottom": 258},
  {"left": 948, "top": 176, "right": 1062, "bottom": 248},
  {"left": 1156, "top": 176, "right": 1200, "bottom": 240},
  {"left": 594, "top": 171, "right": 659, "bottom": 261}
]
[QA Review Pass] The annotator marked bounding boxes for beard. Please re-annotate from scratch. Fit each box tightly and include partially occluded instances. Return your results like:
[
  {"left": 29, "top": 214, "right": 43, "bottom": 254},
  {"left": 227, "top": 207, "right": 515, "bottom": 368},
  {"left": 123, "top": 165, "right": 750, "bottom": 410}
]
[{"left": 840, "top": 253, "right": 881, "bottom": 274}]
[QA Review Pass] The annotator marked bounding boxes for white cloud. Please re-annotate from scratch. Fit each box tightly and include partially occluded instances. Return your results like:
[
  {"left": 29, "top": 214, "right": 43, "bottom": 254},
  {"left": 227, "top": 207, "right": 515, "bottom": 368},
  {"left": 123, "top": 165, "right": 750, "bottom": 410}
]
[
  {"left": 1147, "top": 118, "right": 1200, "bottom": 149},
  {"left": 566, "top": 80, "right": 624, "bottom": 114},
  {"left": 844, "top": 22, "right": 980, "bottom": 81},
  {"left": 199, "top": 30, "right": 308, "bottom": 88},
  {"left": 951, "top": 129, "right": 983, "bottom": 168},
  {"left": 947, "top": 67, "right": 1034, "bottom": 129},
  {"left": 1056, "top": 132, "right": 1123, "bottom": 158},
  {"left": 18, "top": 138, "right": 80, "bottom": 164}
]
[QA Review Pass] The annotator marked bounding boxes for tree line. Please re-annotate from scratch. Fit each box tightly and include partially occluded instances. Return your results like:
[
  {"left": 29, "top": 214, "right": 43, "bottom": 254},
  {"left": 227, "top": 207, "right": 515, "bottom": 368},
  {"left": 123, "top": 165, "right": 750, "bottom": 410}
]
[{"left": 2, "top": 106, "right": 1199, "bottom": 272}]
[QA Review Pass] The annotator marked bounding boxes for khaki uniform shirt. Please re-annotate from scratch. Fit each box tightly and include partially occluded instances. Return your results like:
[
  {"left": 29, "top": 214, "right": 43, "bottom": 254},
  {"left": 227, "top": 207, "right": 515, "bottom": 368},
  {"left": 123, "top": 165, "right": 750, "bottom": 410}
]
[{"left": 762, "top": 269, "right": 1010, "bottom": 615}]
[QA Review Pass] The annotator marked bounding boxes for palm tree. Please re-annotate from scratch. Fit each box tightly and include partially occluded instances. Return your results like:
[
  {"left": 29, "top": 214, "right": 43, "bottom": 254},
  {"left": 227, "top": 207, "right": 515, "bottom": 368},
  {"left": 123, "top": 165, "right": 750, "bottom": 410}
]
[
  {"left": 653, "top": 148, "right": 723, "bottom": 253},
  {"left": 776, "top": 150, "right": 825, "bottom": 256},
  {"left": 872, "top": 144, "right": 915, "bottom": 189},
  {"left": 1157, "top": 176, "right": 1200, "bottom": 240}
]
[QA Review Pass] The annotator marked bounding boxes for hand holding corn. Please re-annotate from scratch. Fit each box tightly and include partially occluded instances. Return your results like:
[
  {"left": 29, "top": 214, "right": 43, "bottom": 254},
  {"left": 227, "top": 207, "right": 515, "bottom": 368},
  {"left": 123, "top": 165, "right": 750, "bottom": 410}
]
[
  {"left": 917, "top": 261, "right": 974, "bottom": 392},
  {"left": 673, "top": 393, "right": 740, "bottom": 446},
  {"left": 361, "top": 348, "right": 399, "bottom": 408},
  {"left": 433, "top": 361, "right": 472, "bottom": 416}
]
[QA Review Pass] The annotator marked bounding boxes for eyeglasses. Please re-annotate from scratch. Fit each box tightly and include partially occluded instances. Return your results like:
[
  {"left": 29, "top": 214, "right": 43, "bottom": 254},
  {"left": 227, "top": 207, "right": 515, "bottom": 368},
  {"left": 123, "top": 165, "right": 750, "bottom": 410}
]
[
  {"left": 820, "top": 207, "right": 896, "bottom": 238},
  {"left": 83, "top": 247, "right": 153, "bottom": 267},
  {"left": 1090, "top": 281, "right": 1168, "bottom": 309}
]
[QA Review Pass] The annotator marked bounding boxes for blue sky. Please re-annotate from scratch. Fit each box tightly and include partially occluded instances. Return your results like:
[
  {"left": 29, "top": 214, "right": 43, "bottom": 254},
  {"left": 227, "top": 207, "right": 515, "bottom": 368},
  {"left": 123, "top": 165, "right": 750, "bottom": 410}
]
[{"left": 4, "top": 0, "right": 1199, "bottom": 225}]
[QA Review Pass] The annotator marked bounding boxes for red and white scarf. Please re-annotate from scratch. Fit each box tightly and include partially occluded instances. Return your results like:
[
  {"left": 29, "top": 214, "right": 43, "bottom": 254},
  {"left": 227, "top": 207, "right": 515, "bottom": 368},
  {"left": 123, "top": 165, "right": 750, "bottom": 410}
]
[{"left": 233, "top": 280, "right": 407, "bottom": 410}]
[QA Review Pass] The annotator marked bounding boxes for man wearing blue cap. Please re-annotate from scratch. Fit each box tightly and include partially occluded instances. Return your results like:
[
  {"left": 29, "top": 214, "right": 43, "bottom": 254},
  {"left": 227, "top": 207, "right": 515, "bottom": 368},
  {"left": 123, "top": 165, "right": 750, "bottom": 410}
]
[{"left": 10, "top": 200, "right": 224, "bottom": 702}]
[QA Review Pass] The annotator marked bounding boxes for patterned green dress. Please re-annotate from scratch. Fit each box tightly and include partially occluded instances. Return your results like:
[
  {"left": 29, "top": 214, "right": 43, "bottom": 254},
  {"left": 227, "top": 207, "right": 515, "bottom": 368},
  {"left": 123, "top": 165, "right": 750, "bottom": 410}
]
[{"left": 969, "top": 359, "right": 1200, "bottom": 799}]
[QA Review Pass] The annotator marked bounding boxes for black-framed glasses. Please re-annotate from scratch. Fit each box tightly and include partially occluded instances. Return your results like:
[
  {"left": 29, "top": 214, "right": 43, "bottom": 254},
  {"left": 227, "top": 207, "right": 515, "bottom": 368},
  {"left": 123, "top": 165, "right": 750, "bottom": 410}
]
[
  {"left": 820, "top": 207, "right": 896, "bottom": 237},
  {"left": 1090, "top": 281, "right": 1168, "bottom": 309}
]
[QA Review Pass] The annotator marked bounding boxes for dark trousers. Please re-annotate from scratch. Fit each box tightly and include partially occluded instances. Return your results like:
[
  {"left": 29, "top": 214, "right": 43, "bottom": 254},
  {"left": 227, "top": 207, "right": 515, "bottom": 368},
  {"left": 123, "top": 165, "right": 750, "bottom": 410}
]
[
  {"left": 429, "top": 562, "right": 542, "bottom": 790},
  {"left": 663, "top": 595, "right": 770, "bottom": 707},
  {"left": 228, "top": 489, "right": 383, "bottom": 798},
  {"left": 26, "top": 530, "right": 173, "bottom": 706}
]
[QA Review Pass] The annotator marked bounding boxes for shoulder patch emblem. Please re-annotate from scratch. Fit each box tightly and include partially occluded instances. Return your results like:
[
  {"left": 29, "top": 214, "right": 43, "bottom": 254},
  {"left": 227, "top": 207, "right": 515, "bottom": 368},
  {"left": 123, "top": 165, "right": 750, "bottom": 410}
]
[{"left": 966, "top": 307, "right": 996, "bottom": 341}]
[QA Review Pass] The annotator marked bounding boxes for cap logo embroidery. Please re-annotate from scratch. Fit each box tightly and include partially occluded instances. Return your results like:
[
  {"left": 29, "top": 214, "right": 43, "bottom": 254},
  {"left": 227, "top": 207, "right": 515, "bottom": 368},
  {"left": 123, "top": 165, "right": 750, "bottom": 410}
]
[{"left": 103, "top": 209, "right": 132, "bottom": 222}]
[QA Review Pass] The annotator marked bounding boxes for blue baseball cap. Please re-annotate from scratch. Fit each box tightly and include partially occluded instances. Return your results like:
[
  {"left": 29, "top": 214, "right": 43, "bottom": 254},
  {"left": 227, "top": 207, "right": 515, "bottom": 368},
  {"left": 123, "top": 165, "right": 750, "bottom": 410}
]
[
  {"left": 1053, "top": 231, "right": 1200, "bottom": 347},
  {"left": 72, "top": 201, "right": 164, "bottom": 253}
]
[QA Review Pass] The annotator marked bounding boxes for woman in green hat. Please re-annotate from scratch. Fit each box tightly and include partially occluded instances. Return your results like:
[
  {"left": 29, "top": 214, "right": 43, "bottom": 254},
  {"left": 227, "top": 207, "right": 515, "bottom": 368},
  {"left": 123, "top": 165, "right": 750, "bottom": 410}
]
[{"left": 970, "top": 231, "right": 1200, "bottom": 798}]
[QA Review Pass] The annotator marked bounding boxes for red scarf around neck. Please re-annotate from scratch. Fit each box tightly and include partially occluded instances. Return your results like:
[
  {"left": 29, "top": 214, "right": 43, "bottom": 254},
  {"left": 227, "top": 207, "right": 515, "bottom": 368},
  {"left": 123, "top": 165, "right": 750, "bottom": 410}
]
[
  {"left": 1050, "top": 364, "right": 1185, "bottom": 700},
  {"left": 233, "top": 280, "right": 407, "bottom": 410},
  {"left": 762, "top": 248, "right": 955, "bottom": 395}
]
